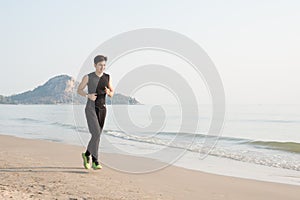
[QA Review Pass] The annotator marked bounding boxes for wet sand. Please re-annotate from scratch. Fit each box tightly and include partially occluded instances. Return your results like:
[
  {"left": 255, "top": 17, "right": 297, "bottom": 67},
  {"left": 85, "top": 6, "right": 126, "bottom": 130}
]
[{"left": 0, "top": 134, "right": 299, "bottom": 200}]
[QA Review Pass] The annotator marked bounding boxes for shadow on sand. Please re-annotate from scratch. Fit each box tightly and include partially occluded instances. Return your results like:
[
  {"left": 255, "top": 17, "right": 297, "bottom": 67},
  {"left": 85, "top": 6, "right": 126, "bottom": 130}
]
[{"left": 0, "top": 166, "right": 89, "bottom": 174}]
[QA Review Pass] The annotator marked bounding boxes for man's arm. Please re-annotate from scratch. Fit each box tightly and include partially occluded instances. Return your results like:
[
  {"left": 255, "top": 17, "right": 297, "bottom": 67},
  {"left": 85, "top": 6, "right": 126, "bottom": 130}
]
[
  {"left": 105, "top": 77, "right": 114, "bottom": 98},
  {"left": 77, "top": 75, "right": 89, "bottom": 97},
  {"left": 77, "top": 75, "right": 99, "bottom": 101}
]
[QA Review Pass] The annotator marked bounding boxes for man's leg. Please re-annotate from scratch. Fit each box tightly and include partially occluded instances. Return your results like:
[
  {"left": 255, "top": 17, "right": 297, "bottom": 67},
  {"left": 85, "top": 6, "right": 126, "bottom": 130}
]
[
  {"left": 91, "top": 107, "right": 106, "bottom": 169},
  {"left": 84, "top": 106, "right": 102, "bottom": 169}
]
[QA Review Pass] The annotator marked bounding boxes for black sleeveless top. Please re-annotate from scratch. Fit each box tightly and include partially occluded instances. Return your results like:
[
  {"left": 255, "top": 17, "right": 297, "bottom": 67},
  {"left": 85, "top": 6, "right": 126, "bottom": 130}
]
[
  {"left": 95, "top": 73, "right": 109, "bottom": 108},
  {"left": 88, "top": 72, "right": 109, "bottom": 108}
]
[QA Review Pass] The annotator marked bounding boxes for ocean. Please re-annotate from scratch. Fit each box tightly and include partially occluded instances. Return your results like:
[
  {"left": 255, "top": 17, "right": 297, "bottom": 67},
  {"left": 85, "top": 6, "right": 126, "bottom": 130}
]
[{"left": 0, "top": 104, "right": 299, "bottom": 185}]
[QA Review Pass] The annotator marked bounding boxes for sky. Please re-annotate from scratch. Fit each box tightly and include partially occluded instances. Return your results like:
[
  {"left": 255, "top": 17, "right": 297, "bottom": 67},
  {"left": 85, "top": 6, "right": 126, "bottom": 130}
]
[{"left": 0, "top": 0, "right": 299, "bottom": 104}]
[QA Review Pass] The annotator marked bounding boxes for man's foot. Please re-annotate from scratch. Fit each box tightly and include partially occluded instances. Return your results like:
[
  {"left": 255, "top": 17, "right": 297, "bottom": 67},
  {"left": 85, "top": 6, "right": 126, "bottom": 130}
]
[
  {"left": 92, "top": 161, "right": 102, "bottom": 170},
  {"left": 82, "top": 153, "right": 90, "bottom": 169}
]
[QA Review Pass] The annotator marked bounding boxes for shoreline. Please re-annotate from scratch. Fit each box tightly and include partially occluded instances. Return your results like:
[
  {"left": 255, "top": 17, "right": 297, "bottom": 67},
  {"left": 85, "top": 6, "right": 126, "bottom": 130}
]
[
  {"left": 2, "top": 131, "right": 300, "bottom": 186},
  {"left": 1, "top": 134, "right": 300, "bottom": 200}
]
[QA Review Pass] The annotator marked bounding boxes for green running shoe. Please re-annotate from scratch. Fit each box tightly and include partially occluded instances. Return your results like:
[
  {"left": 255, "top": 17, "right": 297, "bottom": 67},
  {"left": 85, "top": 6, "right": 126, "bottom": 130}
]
[
  {"left": 81, "top": 153, "right": 90, "bottom": 169},
  {"left": 92, "top": 161, "right": 102, "bottom": 170}
]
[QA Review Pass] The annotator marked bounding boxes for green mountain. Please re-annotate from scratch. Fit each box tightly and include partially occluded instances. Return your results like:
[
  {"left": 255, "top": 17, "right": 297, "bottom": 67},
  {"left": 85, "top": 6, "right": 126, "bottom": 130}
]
[{"left": 0, "top": 74, "right": 140, "bottom": 105}]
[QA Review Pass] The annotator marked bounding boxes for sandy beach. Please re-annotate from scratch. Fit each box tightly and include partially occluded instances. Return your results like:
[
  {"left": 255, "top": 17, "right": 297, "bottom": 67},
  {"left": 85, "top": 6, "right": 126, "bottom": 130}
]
[{"left": 0, "top": 134, "right": 299, "bottom": 200}]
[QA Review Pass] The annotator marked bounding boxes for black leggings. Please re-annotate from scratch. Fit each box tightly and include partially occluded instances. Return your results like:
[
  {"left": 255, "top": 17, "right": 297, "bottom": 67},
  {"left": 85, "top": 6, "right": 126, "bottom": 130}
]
[
  {"left": 86, "top": 106, "right": 106, "bottom": 161},
  {"left": 95, "top": 106, "right": 107, "bottom": 129}
]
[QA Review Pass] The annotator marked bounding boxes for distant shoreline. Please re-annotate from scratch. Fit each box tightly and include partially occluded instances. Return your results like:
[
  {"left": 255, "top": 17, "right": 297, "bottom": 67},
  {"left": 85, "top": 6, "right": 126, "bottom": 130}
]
[{"left": 0, "top": 74, "right": 141, "bottom": 105}]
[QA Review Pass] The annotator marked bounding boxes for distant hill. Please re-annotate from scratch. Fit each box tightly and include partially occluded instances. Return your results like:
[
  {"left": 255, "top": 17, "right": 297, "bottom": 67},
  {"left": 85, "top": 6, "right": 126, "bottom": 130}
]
[{"left": 0, "top": 74, "right": 140, "bottom": 105}]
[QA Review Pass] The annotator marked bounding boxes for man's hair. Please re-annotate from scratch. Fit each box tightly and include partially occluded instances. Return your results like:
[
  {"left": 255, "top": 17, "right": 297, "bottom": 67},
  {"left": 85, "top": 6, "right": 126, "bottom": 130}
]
[{"left": 94, "top": 55, "right": 108, "bottom": 65}]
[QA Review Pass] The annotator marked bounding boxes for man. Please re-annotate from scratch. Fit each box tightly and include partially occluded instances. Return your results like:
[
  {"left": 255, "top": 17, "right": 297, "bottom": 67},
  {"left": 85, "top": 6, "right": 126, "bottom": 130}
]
[{"left": 77, "top": 55, "right": 114, "bottom": 169}]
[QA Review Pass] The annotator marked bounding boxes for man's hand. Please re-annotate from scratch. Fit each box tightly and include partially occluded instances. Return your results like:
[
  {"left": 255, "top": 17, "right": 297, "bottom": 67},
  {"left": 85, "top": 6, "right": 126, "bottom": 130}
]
[
  {"left": 105, "top": 86, "right": 111, "bottom": 96},
  {"left": 88, "top": 93, "right": 97, "bottom": 101}
]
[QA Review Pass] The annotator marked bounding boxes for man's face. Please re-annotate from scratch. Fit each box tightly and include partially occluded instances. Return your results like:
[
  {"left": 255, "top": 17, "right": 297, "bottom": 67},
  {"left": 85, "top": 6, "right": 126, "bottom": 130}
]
[{"left": 94, "top": 61, "right": 106, "bottom": 73}]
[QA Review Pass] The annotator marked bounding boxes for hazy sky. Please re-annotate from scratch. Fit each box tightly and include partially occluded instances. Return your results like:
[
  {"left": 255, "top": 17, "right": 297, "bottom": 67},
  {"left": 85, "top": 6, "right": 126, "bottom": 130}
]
[{"left": 0, "top": 0, "right": 299, "bottom": 104}]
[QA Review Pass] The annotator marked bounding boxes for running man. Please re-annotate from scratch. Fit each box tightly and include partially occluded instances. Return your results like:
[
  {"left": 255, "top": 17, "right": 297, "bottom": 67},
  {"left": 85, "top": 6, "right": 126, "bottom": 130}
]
[{"left": 77, "top": 55, "right": 114, "bottom": 169}]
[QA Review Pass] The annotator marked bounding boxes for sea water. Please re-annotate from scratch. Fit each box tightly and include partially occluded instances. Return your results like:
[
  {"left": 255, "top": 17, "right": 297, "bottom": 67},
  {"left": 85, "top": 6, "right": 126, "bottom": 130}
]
[{"left": 0, "top": 104, "right": 299, "bottom": 185}]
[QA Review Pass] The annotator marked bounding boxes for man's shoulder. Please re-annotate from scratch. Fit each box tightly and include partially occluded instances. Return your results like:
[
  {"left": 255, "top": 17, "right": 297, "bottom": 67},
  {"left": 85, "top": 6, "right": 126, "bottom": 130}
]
[{"left": 87, "top": 71, "right": 95, "bottom": 76}]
